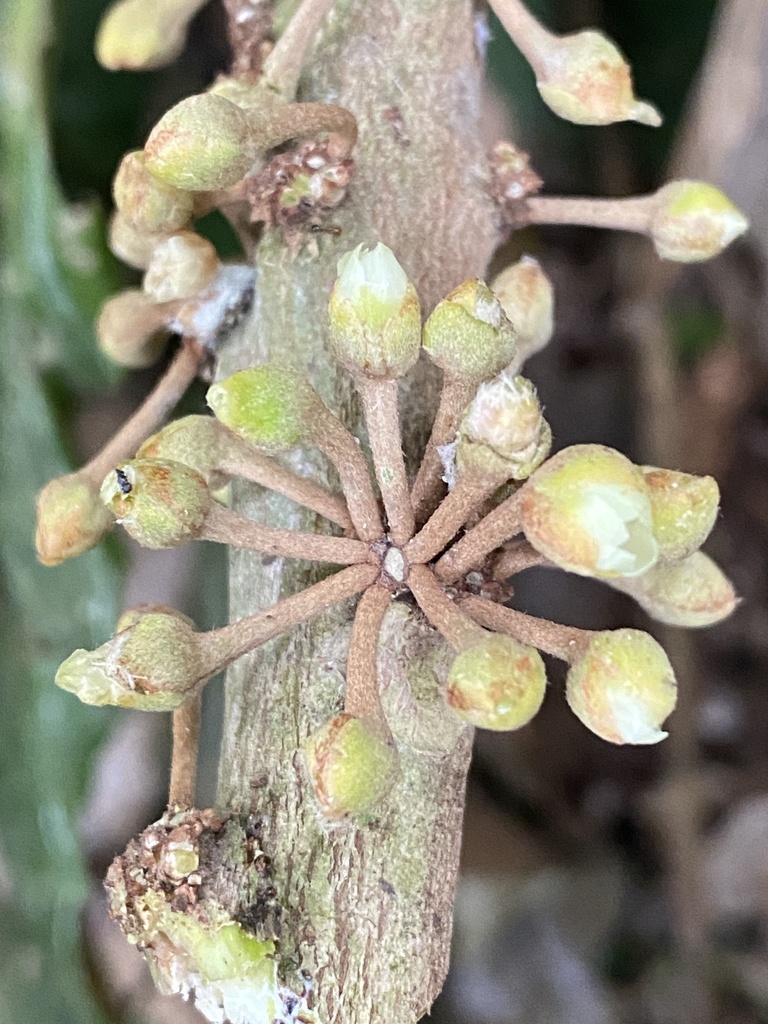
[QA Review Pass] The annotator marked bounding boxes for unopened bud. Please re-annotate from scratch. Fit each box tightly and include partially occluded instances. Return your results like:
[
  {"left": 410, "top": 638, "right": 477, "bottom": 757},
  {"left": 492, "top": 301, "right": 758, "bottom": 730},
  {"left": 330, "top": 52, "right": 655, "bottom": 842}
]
[
  {"left": 328, "top": 243, "right": 421, "bottom": 378},
  {"left": 206, "top": 367, "right": 319, "bottom": 454},
  {"left": 113, "top": 151, "right": 195, "bottom": 234},
  {"left": 650, "top": 181, "right": 748, "bottom": 262},
  {"left": 643, "top": 466, "right": 719, "bottom": 561},
  {"left": 95, "top": 0, "right": 207, "bottom": 71},
  {"left": 456, "top": 374, "right": 551, "bottom": 482},
  {"left": 100, "top": 458, "right": 212, "bottom": 548},
  {"left": 55, "top": 610, "right": 204, "bottom": 709},
  {"left": 96, "top": 289, "right": 171, "bottom": 368},
  {"left": 536, "top": 30, "right": 661, "bottom": 127},
  {"left": 491, "top": 257, "right": 554, "bottom": 365},
  {"left": 115, "top": 603, "right": 195, "bottom": 633},
  {"left": 520, "top": 444, "right": 658, "bottom": 578},
  {"left": 423, "top": 279, "right": 518, "bottom": 382},
  {"left": 144, "top": 94, "right": 255, "bottom": 191},
  {"left": 109, "top": 213, "right": 169, "bottom": 270},
  {"left": 303, "top": 713, "right": 399, "bottom": 819},
  {"left": 143, "top": 232, "right": 219, "bottom": 302},
  {"left": 566, "top": 629, "right": 676, "bottom": 744},
  {"left": 138, "top": 415, "right": 231, "bottom": 486},
  {"left": 614, "top": 551, "right": 738, "bottom": 628},
  {"left": 446, "top": 634, "right": 547, "bottom": 731},
  {"left": 36, "top": 474, "right": 114, "bottom": 565}
]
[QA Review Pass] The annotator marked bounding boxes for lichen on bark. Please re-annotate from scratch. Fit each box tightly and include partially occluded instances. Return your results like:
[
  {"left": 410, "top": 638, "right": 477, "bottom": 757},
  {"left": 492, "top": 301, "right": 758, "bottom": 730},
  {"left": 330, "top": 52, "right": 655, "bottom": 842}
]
[{"left": 214, "top": 2, "right": 500, "bottom": 1021}]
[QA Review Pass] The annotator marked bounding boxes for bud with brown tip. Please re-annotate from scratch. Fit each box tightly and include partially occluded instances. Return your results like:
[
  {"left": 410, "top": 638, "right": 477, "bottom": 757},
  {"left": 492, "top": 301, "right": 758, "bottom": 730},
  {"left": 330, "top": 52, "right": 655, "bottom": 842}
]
[{"left": 36, "top": 474, "right": 114, "bottom": 565}]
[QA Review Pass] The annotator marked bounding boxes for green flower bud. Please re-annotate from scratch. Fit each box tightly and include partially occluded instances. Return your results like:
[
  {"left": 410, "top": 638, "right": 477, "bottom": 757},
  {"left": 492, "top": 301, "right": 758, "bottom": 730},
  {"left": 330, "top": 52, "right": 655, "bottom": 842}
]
[
  {"left": 144, "top": 94, "right": 255, "bottom": 191},
  {"left": 423, "top": 279, "right": 518, "bottom": 382},
  {"left": 138, "top": 415, "right": 231, "bottom": 486},
  {"left": 614, "top": 551, "right": 738, "bottom": 628},
  {"left": 491, "top": 257, "right": 554, "bottom": 365},
  {"left": 115, "top": 603, "right": 195, "bottom": 633},
  {"left": 566, "top": 629, "right": 677, "bottom": 744},
  {"left": 95, "top": 0, "right": 207, "bottom": 72},
  {"left": 206, "top": 367, "right": 319, "bottom": 454},
  {"left": 446, "top": 635, "right": 547, "bottom": 731},
  {"left": 328, "top": 243, "right": 422, "bottom": 378},
  {"left": 520, "top": 444, "right": 658, "bottom": 579},
  {"left": 536, "top": 30, "right": 661, "bottom": 127},
  {"left": 456, "top": 374, "right": 551, "bottom": 481},
  {"left": 35, "top": 474, "right": 114, "bottom": 566},
  {"left": 113, "top": 150, "right": 195, "bottom": 234},
  {"left": 100, "top": 458, "right": 212, "bottom": 548},
  {"left": 303, "top": 713, "right": 399, "bottom": 820},
  {"left": 643, "top": 466, "right": 719, "bottom": 561},
  {"left": 143, "top": 232, "right": 219, "bottom": 302},
  {"left": 650, "top": 181, "right": 748, "bottom": 262},
  {"left": 55, "top": 611, "right": 204, "bottom": 710}
]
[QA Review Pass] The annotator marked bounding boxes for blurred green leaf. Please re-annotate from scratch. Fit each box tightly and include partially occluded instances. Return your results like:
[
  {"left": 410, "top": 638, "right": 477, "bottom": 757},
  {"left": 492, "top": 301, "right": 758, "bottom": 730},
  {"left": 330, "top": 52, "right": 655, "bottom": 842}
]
[{"left": 0, "top": 0, "right": 125, "bottom": 1021}]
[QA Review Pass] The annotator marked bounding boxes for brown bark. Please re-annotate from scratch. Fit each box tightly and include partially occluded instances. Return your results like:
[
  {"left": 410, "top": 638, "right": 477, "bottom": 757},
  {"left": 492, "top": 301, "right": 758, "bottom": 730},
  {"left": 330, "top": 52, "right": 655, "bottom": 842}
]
[{"left": 215, "top": 3, "right": 499, "bottom": 1021}]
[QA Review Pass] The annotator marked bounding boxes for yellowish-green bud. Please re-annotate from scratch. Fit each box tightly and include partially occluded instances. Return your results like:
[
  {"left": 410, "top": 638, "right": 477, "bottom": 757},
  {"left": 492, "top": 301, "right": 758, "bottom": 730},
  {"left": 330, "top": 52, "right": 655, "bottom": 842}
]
[
  {"left": 100, "top": 458, "right": 212, "bottom": 548},
  {"left": 613, "top": 551, "right": 738, "bottom": 628},
  {"left": 303, "top": 713, "right": 399, "bottom": 820},
  {"left": 35, "top": 474, "right": 114, "bottom": 566},
  {"left": 206, "top": 367, "right": 319, "bottom": 454},
  {"left": 55, "top": 611, "right": 204, "bottom": 710},
  {"left": 144, "top": 94, "right": 255, "bottom": 191},
  {"left": 491, "top": 257, "right": 555, "bottom": 366},
  {"left": 138, "top": 415, "right": 231, "bottom": 486},
  {"left": 446, "top": 635, "right": 547, "bottom": 731},
  {"left": 328, "top": 243, "right": 422, "bottom": 378},
  {"left": 115, "top": 603, "right": 195, "bottom": 633},
  {"left": 520, "top": 444, "right": 659, "bottom": 579},
  {"left": 113, "top": 151, "right": 195, "bottom": 234},
  {"left": 456, "top": 373, "right": 551, "bottom": 482},
  {"left": 95, "top": 0, "right": 207, "bottom": 71},
  {"left": 536, "top": 30, "right": 662, "bottom": 127},
  {"left": 423, "top": 279, "right": 518, "bottom": 382},
  {"left": 643, "top": 466, "right": 719, "bottom": 561},
  {"left": 96, "top": 289, "right": 171, "bottom": 368},
  {"left": 143, "top": 232, "right": 219, "bottom": 302},
  {"left": 649, "top": 181, "right": 748, "bottom": 262},
  {"left": 566, "top": 629, "right": 677, "bottom": 744}
]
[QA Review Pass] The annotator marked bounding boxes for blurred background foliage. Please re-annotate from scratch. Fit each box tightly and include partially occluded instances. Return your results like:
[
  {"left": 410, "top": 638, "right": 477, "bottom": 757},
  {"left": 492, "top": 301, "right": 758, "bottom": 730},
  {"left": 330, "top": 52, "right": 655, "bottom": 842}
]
[{"left": 1, "top": 1, "right": 765, "bottom": 1022}]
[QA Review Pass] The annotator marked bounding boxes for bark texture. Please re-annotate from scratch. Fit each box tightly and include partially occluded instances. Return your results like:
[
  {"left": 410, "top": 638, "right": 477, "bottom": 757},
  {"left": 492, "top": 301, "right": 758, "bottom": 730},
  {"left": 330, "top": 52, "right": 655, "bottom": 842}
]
[{"left": 216, "top": 2, "right": 500, "bottom": 1020}]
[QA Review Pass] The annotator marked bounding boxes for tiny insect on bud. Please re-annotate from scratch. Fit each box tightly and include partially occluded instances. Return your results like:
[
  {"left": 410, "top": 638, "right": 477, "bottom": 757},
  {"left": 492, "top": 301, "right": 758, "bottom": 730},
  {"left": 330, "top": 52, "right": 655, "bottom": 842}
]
[
  {"left": 536, "top": 30, "right": 661, "bottom": 127},
  {"left": 649, "top": 181, "right": 749, "bottom": 263},
  {"left": 613, "top": 551, "right": 738, "bottom": 628},
  {"left": 328, "top": 243, "right": 421, "bottom": 379},
  {"left": 96, "top": 0, "right": 208, "bottom": 71},
  {"left": 643, "top": 466, "right": 719, "bottom": 561},
  {"left": 100, "top": 458, "right": 212, "bottom": 548},
  {"left": 303, "top": 713, "right": 399, "bottom": 820},
  {"left": 55, "top": 610, "right": 206, "bottom": 710},
  {"left": 206, "top": 367, "right": 319, "bottom": 454},
  {"left": 143, "top": 232, "right": 219, "bottom": 303},
  {"left": 35, "top": 474, "right": 114, "bottom": 565},
  {"left": 520, "top": 444, "right": 658, "bottom": 579},
  {"left": 446, "top": 634, "right": 547, "bottom": 731},
  {"left": 456, "top": 374, "right": 551, "bottom": 482},
  {"left": 423, "top": 279, "right": 518, "bottom": 383},
  {"left": 491, "top": 257, "right": 554, "bottom": 366},
  {"left": 96, "top": 289, "right": 172, "bottom": 368},
  {"left": 566, "top": 628, "right": 677, "bottom": 744},
  {"left": 144, "top": 94, "right": 255, "bottom": 191},
  {"left": 113, "top": 151, "right": 195, "bottom": 235}
]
